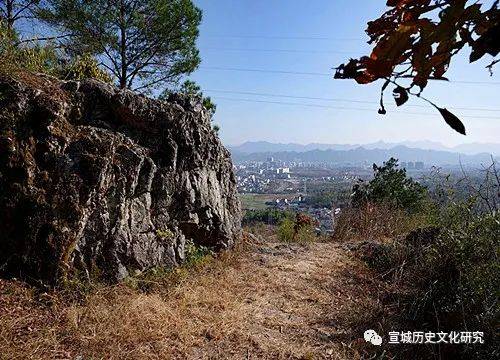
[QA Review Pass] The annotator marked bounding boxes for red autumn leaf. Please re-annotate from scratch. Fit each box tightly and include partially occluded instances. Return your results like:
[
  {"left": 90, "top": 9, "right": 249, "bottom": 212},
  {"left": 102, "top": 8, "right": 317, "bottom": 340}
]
[{"left": 335, "top": 0, "right": 499, "bottom": 126}]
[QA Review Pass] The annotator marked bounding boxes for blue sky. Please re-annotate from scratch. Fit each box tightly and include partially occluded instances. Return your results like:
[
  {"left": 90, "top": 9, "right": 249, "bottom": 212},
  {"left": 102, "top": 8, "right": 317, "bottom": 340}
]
[{"left": 190, "top": 0, "right": 500, "bottom": 146}]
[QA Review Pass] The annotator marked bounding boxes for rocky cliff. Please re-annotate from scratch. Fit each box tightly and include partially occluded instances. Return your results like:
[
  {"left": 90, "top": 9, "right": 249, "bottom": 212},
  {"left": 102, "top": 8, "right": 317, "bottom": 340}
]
[{"left": 0, "top": 73, "right": 241, "bottom": 284}]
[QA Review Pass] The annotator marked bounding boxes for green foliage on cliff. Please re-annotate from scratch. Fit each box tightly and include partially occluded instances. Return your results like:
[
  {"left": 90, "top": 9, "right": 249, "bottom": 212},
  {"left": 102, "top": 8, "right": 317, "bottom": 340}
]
[
  {"left": 160, "top": 80, "right": 217, "bottom": 118},
  {"left": 0, "top": 21, "right": 111, "bottom": 82},
  {"left": 0, "top": 21, "right": 59, "bottom": 75},
  {"left": 63, "top": 54, "right": 113, "bottom": 83}
]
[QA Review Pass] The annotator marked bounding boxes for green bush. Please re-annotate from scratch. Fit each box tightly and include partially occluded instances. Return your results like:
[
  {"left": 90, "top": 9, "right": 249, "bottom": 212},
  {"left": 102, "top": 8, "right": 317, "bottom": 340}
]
[
  {"left": 184, "top": 239, "right": 213, "bottom": 266},
  {"left": 352, "top": 157, "right": 427, "bottom": 213},
  {"left": 277, "top": 218, "right": 295, "bottom": 242},
  {"left": 62, "top": 54, "right": 112, "bottom": 83},
  {"left": 277, "top": 213, "right": 317, "bottom": 244},
  {"left": 346, "top": 159, "right": 499, "bottom": 359},
  {"left": 361, "top": 201, "right": 499, "bottom": 359},
  {"left": 0, "top": 23, "right": 62, "bottom": 76},
  {"left": 17, "top": 42, "right": 62, "bottom": 75},
  {"left": 293, "top": 225, "right": 317, "bottom": 244},
  {"left": 1, "top": 23, "right": 112, "bottom": 83}
]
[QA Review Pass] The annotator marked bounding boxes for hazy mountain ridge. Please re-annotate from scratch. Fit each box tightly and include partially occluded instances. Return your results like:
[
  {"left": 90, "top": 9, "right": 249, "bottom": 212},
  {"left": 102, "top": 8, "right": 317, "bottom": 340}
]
[
  {"left": 231, "top": 144, "right": 498, "bottom": 166},
  {"left": 230, "top": 141, "right": 500, "bottom": 156}
]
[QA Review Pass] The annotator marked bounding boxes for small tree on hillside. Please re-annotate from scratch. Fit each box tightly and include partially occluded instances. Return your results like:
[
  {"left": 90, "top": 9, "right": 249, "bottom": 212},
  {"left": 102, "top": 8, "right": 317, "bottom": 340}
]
[
  {"left": 352, "top": 158, "right": 427, "bottom": 212},
  {"left": 40, "top": 0, "right": 202, "bottom": 91},
  {"left": 160, "top": 80, "right": 217, "bottom": 118}
]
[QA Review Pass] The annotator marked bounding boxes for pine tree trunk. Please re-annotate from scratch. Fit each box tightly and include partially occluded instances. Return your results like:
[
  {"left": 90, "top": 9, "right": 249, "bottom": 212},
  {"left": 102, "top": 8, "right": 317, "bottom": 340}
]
[
  {"left": 119, "top": 0, "right": 127, "bottom": 89},
  {"left": 6, "top": 0, "right": 14, "bottom": 31}
]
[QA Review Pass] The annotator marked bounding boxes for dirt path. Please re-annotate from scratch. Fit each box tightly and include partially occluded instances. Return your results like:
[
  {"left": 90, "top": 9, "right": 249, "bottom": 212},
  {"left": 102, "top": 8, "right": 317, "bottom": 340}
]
[
  {"left": 1, "top": 234, "right": 385, "bottom": 359},
  {"left": 201, "top": 237, "right": 383, "bottom": 360}
]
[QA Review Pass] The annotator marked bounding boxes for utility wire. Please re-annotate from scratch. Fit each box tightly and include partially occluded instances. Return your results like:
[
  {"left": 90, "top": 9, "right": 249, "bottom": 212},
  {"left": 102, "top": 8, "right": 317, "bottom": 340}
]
[
  {"left": 199, "top": 66, "right": 500, "bottom": 85},
  {"left": 214, "top": 96, "right": 500, "bottom": 120},
  {"left": 201, "top": 47, "right": 356, "bottom": 54},
  {"left": 200, "top": 66, "right": 328, "bottom": 76},
  {"left": 205, "top": 89, "right": 500, "bottom": 113},
  {"left": 204, "top": 35, "right": 362, "bottom": 41}
]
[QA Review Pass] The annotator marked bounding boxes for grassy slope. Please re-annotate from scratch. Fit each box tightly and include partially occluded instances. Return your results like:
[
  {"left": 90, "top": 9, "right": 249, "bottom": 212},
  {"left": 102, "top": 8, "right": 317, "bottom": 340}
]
[{"left": 0, "top": 231, "right": 387, "bottom": 360}]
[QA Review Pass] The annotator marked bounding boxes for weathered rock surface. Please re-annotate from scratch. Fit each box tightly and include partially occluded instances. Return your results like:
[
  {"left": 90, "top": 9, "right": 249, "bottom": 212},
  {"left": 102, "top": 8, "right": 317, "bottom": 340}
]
[{"left": 0, "top": 73, "right": 241, "bottom": 284}]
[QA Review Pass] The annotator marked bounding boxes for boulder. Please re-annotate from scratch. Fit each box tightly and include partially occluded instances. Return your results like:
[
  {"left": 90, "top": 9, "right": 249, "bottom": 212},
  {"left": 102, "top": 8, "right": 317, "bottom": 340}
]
[{"left": 0, "top": 73, "right": 241, "bottom": 284}]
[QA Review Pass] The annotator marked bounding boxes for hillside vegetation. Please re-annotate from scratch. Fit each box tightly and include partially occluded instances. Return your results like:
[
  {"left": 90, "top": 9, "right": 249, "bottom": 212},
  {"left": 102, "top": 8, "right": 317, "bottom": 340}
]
[
  {"left": 1, "top": 157, "right": 498, "bottom": 359},
  {"left": 1, "top": 231, "right": 387, "bottom": 360},
  {"left": 333, "top": 158, "right": 499, "bottom": 359}
]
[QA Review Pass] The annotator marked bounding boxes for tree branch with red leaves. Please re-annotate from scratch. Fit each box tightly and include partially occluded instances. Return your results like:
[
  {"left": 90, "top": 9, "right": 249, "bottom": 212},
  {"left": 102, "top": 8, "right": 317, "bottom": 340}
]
[{"left": 335, "top": 0, "right": 499, "bottom": 135}]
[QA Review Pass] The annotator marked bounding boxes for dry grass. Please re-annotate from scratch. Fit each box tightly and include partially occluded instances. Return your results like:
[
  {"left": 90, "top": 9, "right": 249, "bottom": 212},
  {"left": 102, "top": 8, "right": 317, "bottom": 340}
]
[
  {"left": 0, "top": 232, "right": 388, "bottom": 360},
  {"left": 332, "top": 204, "right": 431, "bottom": 243},
  {"left": 0, "top": 65, "right": 69, "bottom": 102}
]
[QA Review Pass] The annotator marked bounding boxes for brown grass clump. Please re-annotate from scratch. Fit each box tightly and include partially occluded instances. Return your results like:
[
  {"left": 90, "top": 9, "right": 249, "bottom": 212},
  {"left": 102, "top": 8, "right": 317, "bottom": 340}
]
[
  {"left": 0, "top": 231, "right": 388, "bottom": 360},
  {"left": 0, "top": 69, "right": 70, "bottom": 106},
  {"left": 332, "top": 203, "right": 430, "bottom": 243}
]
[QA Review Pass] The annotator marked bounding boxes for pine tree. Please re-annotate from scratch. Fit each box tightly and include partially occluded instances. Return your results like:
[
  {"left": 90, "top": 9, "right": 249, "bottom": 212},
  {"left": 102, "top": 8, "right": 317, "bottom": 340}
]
[{"left": 40, "top": 0, "right": 202, "bottom": 91}]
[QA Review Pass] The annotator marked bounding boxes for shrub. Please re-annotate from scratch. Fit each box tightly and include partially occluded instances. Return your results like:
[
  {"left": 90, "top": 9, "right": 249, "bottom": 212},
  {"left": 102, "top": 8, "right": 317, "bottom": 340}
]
[
  {"left": 184, "top": 239, "right": 214, "bottom": 267},
  {"left": 357, "top": 201, "right": 499, "bottom": 359},
  {"left": 343, "top": 159, "right": 499, "bottom": 359},
  {"left": 278, "top": 213, "right": 318, "bottom": 244},
  {"left": 1, "top": 24, "right": 111, "bottom": 84},
  {"left": 332, "top": 202, "right": 436, "bottom": 243},
  {"left": 0, "top": 23, "right": 62, "bottom": 76},
  {"left": 17, "top": 42, "right": 62, "bottom": 75},
  {"left": 352, "top": 157, "right": 427, "bottom": 213},
  {"left": 293, "top": 225, "right": 317, "bottom": 244},
  {"left": 62, "top": 54, "right": 112, "bottom": 83},
  {"left": 277, "top": 218, "right": 295, "bottom": 242}
]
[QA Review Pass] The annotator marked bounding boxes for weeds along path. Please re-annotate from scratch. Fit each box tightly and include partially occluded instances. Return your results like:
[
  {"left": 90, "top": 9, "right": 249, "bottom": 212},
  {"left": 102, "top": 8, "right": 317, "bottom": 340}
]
[{"left": 0, "top": 233, "right": 386, "bottom": 359}]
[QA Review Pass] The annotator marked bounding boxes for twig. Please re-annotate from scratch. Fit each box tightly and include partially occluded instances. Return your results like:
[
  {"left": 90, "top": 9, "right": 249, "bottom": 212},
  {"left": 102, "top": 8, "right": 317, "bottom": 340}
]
[{"left": 16, "top": 34, "right": 73, "bottom": 45}]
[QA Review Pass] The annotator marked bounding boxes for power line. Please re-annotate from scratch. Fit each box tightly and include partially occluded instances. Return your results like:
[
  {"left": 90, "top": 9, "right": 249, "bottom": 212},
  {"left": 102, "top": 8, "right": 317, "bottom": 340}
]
[
  {"left": 216, "top": 96, "right": 389, "bottom": 112},
  {"left": 214, "top": 96, "right": 500, "bottom": 120},
  {"left": 201, "top": 47, "right": 356, "bottom": 54},
  {"left": 452, "top": 80, "right": 500, "bottom": 85},
  {"left": 200, "top": 66, "right": 328, "bottom": 76},
  {"left": 205, "top": 89, "right": 500, "bottom": 113},
  {"left": 204, "top": 35, "right": 362, "bottom": 41},
  {"left": 199, "top": 66, "right": 500, "bottom": 85}
]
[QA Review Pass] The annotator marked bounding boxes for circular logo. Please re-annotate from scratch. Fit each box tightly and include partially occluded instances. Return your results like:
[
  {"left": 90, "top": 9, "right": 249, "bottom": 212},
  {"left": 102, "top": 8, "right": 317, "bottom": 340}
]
[{"left": 364, "top": 329, "right": 383, "bottom": 346}]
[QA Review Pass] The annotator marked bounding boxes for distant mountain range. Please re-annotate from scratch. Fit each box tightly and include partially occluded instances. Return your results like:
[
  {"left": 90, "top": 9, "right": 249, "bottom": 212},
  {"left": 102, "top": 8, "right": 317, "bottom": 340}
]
[
  {"left": 229, "top": 142, "right": 499, "bottom": 167},
  {"left": 229, "top": 141, "right": 500, "bottom": 156}
]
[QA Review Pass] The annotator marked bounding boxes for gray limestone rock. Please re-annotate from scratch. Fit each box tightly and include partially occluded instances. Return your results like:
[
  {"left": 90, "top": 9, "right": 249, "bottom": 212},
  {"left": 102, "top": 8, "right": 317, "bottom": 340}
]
[{"left": 0, "top": 73, "right": 241, "bottom": 284}]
